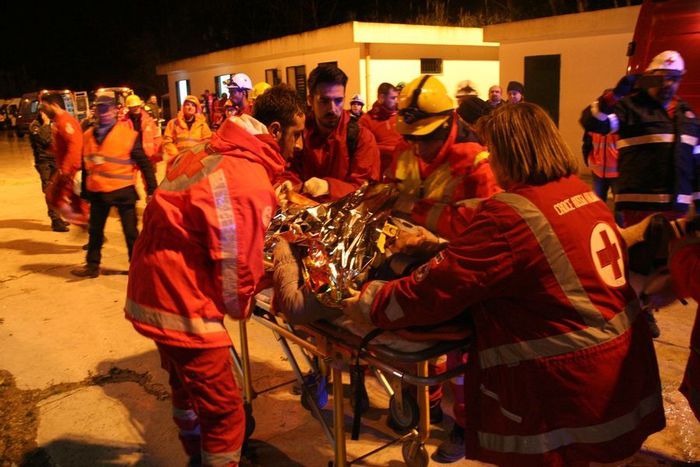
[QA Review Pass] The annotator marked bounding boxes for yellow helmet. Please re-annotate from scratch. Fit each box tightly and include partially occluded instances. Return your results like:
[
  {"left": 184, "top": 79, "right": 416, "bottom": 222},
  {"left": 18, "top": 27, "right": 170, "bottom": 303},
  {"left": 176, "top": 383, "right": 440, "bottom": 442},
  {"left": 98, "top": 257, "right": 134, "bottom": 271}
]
[
  {"left": 396, "top": 75, "right": 454, "bottom": 136},
  {"left": 125, "top": 94, "right": 143, "bottom": 108},
  {"left": 251, "top": 82, "right": 272, "bottom": 100}
]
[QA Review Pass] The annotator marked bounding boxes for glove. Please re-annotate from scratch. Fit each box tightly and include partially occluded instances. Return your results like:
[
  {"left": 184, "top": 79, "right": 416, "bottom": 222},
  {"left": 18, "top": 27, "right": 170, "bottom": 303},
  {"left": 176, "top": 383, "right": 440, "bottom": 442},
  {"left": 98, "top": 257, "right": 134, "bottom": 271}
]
[
  {"left": 613, "top": 74, "right": 640, "bottom": 99},
  {"left": 274, "top": 180, "right": 294, "bottom": 208},
  {"left": 302, "top": 177, "right": 329, "bottom": 198}
]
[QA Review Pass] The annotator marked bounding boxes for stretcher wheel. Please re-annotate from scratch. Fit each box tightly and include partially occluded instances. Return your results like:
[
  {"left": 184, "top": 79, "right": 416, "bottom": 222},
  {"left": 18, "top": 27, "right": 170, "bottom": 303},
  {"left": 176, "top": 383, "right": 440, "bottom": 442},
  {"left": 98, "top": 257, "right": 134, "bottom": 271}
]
[
  {"left": 389, "top": 389, "right": 419, "bottom": 431},
  {"left": 402, "top": 440, "right": 429, "bottom": 467},
  {"left": 244, "top": 402, "right": 256, "bottom": 440}
]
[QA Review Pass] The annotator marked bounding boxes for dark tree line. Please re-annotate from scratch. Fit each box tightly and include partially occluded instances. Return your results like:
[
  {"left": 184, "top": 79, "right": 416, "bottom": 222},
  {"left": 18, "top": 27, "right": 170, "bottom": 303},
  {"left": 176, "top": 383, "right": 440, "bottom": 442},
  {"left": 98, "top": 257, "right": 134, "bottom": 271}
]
[{"left": 2, "top": 0, "right": 641, "bottom": 98}]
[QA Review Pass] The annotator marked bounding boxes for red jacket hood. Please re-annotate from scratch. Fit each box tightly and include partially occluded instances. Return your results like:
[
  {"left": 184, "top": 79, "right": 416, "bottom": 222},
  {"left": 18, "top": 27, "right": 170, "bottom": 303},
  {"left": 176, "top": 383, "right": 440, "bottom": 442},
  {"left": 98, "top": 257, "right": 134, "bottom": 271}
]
[
  {"left": 368, "top": 101, "right": 397, "bottom": 120},
  {"left": 209, "top": 117, "right": 286, "bottom": 181}
]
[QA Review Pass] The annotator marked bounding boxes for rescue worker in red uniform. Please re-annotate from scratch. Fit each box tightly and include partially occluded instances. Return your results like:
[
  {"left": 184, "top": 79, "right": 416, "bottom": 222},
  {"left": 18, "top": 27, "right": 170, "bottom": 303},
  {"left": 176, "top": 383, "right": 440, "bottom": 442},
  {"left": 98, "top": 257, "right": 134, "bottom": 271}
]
[
  {"left": 71, "top": 96, "right": 157, "bottom": 278},
  {"left": 344, "top": 103, "right": 665, "bottom": 466},
  {"left": 281, "top": 65, "right": 380, "bottom": 201},
  {"left": 386, "top": 75, "right": 499, "bottom": 241},
  {"left": 359, "top": 82, "right": 403, "bottom": 174},
  {"left": 383, "top": 76, "right": 500, "bottom": 461},
  {"left": 40, "top": 92, "right": 88, "bottom": 226},
  {"left": 125, "top": 85, "right": 306, "bottom": 467},
  {"left": 162, "top": 95, "right": 212, "bottom": 169}
]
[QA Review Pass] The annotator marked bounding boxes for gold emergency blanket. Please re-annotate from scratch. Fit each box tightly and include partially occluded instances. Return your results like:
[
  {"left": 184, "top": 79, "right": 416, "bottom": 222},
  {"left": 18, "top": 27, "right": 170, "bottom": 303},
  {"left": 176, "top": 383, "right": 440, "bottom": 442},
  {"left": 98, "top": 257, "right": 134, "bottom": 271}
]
[{"left": 266, "top": 183, "right": 400, "bottom": 308}]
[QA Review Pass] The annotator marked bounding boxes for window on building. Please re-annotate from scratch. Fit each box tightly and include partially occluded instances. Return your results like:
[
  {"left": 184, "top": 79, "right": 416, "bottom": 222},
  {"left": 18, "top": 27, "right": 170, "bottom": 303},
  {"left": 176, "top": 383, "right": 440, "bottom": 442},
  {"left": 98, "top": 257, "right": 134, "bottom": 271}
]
[
  {"left": 286, "top": 65, "right": 307, "bottom": 100},
  {"left": 215, "top": 74, "right": 231, "bottom": 97},
  {"left": 524, "top": 54, "right": 561, "bottom": 126},
  {"left": 176, "top": 79, "right": 190, "bottom": 108},
  {"left": 318, "top": 61, "right": 338, "bottom": 69},
  {"left": 420, "top": 58, "right": 443, "bottom": 74},
  {"left": 265, "top": 69, "right": 281, "bottom": 85}
]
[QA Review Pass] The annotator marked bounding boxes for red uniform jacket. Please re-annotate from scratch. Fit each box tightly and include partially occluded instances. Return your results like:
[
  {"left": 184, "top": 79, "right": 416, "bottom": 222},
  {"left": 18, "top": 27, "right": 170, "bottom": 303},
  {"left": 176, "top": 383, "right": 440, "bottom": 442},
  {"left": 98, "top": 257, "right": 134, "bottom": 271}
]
[
  {"left": 50, "top": 110, "right": 83, "bottom": 175},
  {"left": 126, "top": 117, "right": 285, "bottom": 348},
  {"left": 384, "top": 115, "right": 500, "bottom": 241},
  {"left": 587, "top": 132, "right": 619, "bottom": 179},
  {"left": 362, "top": 176, "right": 664, "bottom": 466},
  {"left": 287, "top": 110, "right": 380, "bottom": 201},
  {"left": 669, "top": 237, "right": 700, "bottom": 420},
  {"left": 359, "top": 102, "right": 403, "bottom": 173}
]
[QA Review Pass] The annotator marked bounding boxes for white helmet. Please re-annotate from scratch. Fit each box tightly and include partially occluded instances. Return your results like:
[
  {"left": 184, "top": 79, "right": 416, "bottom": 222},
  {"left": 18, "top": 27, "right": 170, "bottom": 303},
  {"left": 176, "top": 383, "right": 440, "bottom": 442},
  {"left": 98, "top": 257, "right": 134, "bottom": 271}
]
[
  {"left": 645, "top": 50, "right": 685, "bottom": 74},
  {"left": 226, "top": 73, "right": 253, "bottom": 91},
  {"left": 350, "top": 94, "right": 365, "bottom": 106}
]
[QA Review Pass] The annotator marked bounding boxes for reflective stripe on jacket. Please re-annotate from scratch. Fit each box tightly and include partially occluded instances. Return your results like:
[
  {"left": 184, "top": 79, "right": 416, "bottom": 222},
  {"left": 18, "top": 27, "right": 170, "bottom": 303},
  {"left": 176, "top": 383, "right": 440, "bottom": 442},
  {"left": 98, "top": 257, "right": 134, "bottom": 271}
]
[
  {"left": 83, "top": 122, "right": 139, "bottom": 193},
  {"left": 384, "top": 114, "right": 500, "bottom": 241},
  {"left": 581, "top": 91, "right": 699, "bottom": 212},
  {"left": 126, "top": 117, "right": 285, "bottom": 348},
  {"left": 162, "top": 112, "right": 212, "bottom": 162},
  {"left": 587, "top": 131, "right": 619, "bottom": 179},
  {"left": 366, "top": 175, "right": 665, "bottom": 465}
]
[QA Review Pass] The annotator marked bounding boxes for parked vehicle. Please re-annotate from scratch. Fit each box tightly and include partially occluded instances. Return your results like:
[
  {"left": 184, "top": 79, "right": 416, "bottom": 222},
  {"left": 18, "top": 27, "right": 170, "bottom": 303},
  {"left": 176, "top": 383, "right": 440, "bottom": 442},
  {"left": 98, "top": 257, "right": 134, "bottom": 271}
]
[
  {"left": 627, "top": 0, "right": 700, "bottom": 109},
  {"left": 15, "top": 90, "right": 77, "bottom": 137}
]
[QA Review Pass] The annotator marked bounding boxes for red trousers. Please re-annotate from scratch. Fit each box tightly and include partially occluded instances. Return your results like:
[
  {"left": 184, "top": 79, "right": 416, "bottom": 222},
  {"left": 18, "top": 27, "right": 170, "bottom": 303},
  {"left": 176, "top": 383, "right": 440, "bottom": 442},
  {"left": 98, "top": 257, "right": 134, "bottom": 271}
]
[{"left": 157, "top": 343, "right": 244, "bottom": 467}]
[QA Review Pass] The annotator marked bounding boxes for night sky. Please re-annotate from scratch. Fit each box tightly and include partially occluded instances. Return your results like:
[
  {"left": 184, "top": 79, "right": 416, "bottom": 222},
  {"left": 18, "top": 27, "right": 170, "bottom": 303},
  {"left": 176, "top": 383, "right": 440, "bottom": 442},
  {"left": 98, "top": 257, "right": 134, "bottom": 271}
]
[{"left": 1, "top": 0, "right": 641, "bottom": 98}]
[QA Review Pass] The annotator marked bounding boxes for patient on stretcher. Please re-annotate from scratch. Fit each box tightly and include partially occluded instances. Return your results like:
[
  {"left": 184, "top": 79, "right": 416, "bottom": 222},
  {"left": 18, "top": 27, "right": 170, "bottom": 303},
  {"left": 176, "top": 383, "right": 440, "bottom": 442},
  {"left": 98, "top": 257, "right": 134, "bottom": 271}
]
[{"left": 266, "top": 182, "right": 467, "bottom": 351}]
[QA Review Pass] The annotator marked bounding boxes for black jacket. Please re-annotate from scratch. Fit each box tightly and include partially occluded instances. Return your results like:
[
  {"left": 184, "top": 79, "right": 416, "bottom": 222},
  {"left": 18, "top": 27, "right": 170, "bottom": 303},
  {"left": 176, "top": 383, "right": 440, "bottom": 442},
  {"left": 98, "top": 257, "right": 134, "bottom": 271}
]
[{"left": 580, "top": 90, "right": 699, "bottom": 212}]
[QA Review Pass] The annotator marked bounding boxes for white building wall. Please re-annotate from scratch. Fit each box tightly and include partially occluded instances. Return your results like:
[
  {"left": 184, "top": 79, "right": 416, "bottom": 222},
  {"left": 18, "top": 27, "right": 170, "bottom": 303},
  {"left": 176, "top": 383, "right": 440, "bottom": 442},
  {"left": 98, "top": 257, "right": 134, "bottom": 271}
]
[{"left": 496, "top": 32, "right": 634, "bottom": 159}]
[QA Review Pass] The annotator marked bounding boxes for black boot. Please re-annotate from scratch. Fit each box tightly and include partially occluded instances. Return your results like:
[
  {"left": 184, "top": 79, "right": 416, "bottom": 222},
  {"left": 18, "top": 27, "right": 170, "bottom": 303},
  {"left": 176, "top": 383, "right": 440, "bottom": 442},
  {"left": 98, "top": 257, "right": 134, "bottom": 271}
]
[
  {"left": 433, "top": 424, "right": 465, "bottom": 463},
  {"left": 51, "top": 219, "right": 69, "bottom": 232},
  {"left": 71, "top": 264, "right": 100, "bottom": 278}
]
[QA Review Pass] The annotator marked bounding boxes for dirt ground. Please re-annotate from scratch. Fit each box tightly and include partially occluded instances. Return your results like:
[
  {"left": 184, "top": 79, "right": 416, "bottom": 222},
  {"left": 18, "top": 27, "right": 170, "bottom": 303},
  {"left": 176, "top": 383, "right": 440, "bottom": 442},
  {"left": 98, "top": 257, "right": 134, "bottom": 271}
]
[{"left": 0, "top": 130, "right": 698, "bottom": 466}]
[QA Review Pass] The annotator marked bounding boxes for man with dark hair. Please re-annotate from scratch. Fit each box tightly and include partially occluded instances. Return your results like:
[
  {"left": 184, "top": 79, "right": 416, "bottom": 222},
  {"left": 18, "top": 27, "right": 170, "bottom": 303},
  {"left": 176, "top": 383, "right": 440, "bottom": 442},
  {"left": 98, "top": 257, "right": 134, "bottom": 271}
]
[
  {"left": 283, "top": 65, "right": 380, "bottom": 201},
  {"left": 29, "top": 110, "right": 69, "bottom": 231},
  {"left": 360, "top": 82, "right": 403, "bottom": 173},
  {"left": 40, "top": 93, "right": 86, "bottom": 226},
  {"left": 125, "top": 85, "right": 305, "bottom": 467}
]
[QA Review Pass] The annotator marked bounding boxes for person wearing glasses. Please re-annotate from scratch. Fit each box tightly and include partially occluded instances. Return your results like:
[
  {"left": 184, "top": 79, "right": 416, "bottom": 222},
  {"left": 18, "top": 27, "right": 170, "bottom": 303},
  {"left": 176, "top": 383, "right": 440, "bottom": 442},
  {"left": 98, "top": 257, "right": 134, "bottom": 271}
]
[{"left": 381, "top": 75, "right": 500, "bottom": 462}]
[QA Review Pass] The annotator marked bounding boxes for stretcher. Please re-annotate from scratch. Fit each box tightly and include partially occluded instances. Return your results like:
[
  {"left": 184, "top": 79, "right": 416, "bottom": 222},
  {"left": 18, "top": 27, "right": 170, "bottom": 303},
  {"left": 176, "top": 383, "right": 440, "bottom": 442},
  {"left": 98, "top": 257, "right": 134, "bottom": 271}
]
[{"left": 230, "top": 290, "right": 472, "bottom": 467}]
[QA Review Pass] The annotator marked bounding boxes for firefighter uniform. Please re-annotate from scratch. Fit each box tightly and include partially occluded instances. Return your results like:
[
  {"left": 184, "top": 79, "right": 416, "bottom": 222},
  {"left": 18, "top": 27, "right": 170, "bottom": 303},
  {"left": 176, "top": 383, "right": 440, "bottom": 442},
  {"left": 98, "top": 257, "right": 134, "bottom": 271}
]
[{"left": 360, "top": 175, "right": 665, "bottom": 466}]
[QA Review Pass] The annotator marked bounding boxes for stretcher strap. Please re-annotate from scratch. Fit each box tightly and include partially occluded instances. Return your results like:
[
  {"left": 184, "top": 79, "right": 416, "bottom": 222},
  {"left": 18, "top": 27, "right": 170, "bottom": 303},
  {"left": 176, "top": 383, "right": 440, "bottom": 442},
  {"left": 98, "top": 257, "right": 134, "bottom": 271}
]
[{"left": 351, "top": 328, "right": 385, "bottom": 440}]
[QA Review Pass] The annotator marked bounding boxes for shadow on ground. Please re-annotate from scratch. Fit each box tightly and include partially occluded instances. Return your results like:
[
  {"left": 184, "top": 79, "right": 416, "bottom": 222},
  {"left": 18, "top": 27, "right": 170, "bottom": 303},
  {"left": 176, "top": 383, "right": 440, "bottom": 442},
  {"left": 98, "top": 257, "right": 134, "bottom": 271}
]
[
  {"left": 0, "top": 219, "right": 52, "bottom": 232},
  {"left": 0, "top": 239, "right": 81, "bottom": 256}
]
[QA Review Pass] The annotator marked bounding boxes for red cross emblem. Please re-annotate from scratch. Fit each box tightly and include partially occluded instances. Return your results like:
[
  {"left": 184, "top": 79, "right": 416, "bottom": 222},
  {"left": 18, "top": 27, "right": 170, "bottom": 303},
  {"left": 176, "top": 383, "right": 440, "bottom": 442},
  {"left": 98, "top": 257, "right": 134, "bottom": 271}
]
[
  {"left": 166, "top": 149, "right": 208, "bottom": 181},
  {"left": 590, "top": 223, "right": 626, "bottom": 288},
  {"left": 596, "top": 230, "right": 622, "bottom": 279}
]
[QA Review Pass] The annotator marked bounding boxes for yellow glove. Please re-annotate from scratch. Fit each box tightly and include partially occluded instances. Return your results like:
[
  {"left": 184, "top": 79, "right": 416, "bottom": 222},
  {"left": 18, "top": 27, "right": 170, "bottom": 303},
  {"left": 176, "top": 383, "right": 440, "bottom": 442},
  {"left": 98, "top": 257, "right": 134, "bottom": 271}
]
[{"left": 303, "top": 177, "right": 329, "bottom": 198}]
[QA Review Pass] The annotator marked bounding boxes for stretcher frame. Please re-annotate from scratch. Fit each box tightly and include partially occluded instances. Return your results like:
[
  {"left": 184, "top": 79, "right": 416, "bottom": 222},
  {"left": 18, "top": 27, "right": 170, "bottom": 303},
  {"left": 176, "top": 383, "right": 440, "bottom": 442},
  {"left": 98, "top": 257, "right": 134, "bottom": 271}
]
[{"left": 230, "top": 291, "right": 472, "bottom": 467}]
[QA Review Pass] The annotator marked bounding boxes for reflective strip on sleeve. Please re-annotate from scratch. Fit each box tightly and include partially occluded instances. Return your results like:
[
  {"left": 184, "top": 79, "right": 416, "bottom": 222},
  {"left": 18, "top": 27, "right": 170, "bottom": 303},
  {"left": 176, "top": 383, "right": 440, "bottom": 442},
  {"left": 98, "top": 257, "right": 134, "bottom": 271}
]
[
  {"left": 680, "top": 135, "right": 698, "bottom": 146},
  {"left": 694, "top": 145, "right": 700, "bottom": 155},
  {"left": 590, "top": 101, "right": 608, "bottom": 122},
  {"left": 477, "top": 391, "right": 661, "bottom": 454},
  {"left": 677, "top": 194, "right": 693, "bottom": 204},
  {"left": 614, "top": 193, "right": 673, "bottom": 203},
  {"left": 202, "top": 449, "right": 241, "bottom": 465},
  {"left": 125, "top": 299, "right": 226, "bottom": 335},
  {"left": 474, "top": 150, "right": 490, "bottom": 166},
  {"left": 493, "top": 193, "right": 605, "bottom": 328},
  {"left": 608, "top": 113, "right": 620, "bottom": 133},
  {"left": 172, "top": 407, "right": 198, "bottom": 421},
  {"left": 616, "top": 133, "right": 674, "bottom": 148},
  {"left": 208, "top": 170, "right": 240, "bottom": 317}
]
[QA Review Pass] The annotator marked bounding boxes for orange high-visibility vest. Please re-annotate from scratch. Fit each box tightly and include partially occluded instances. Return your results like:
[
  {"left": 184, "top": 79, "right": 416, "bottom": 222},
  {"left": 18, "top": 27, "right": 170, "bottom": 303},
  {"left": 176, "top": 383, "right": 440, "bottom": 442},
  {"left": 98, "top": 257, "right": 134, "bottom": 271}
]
[{"left": 83, "top": 122, "right": 138, "bottom": 193}]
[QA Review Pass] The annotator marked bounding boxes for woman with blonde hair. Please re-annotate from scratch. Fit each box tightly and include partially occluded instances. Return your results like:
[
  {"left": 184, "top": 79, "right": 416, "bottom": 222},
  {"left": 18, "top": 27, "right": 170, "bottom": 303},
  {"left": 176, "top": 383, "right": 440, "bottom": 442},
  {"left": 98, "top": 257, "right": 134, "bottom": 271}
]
[{"left": 344, "top": 102, "right": 665, "bottom": 466}]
